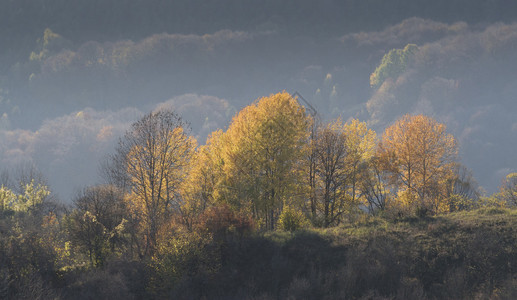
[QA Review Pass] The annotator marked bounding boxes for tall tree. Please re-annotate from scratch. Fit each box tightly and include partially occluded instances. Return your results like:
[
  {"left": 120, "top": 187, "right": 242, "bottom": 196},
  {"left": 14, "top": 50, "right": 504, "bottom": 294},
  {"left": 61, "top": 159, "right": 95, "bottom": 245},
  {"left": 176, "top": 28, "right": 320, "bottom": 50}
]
[
  {"left": 310, "top": 118, "right": 376, "bottom": 226},
  {"left": 305, "top": 117, "right": 319, "bottom": 223},
  {"left": 313, "top": 120, "right": 349, "bottom": 227},
  {"left": 109, "top": 110, "right": 196, "bottom": 257},
  {"left": 219, "top": 92, "right": 310, "bottom": 230},
  {"left": 178, "top": 130, "right": 225, "bottom": 229},
  {"left": 378, "top": 114, "right": 457, "bottom": 214},
  {"left": 342, "top": 119, "right": 377, "bottom": 208}
]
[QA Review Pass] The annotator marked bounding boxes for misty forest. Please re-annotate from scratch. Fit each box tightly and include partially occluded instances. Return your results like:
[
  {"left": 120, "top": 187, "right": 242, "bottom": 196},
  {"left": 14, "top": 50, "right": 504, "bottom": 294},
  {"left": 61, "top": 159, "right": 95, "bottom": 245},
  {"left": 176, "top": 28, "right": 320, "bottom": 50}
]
[{"left": 2, "top": 1, "right": 517, "bottom": 299}]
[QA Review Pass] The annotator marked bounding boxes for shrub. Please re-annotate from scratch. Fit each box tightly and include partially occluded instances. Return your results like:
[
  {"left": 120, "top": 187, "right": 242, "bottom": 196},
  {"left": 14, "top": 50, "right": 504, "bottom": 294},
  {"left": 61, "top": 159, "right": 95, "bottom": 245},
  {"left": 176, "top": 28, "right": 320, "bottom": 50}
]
[
  {"left": 277, "top": 205, "right": 310, "bottom": 232},
  {"left": 195, "top": 204, "right": 255, "bottom": 241},
  {"left": 149, "top": 230, "right": 219, "bottom": 298}
]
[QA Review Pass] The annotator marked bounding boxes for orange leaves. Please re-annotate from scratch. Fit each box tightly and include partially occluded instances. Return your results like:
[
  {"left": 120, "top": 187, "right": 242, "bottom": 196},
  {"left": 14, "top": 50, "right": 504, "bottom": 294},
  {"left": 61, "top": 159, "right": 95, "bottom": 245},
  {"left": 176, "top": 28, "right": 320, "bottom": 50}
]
[{"left": 379, "top": 114, "right": 457, "bottom": 214}]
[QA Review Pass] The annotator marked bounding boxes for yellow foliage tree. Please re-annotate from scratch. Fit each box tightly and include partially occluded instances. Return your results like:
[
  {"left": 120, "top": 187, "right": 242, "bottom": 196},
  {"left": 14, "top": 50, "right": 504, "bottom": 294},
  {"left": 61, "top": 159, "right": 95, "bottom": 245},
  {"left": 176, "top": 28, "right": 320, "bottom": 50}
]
[
  {"left": 343, "top": 119, "right": 377, "bottom": 206},
  {"left": 113, "top": 110, "right": 196, "bottom": 257},
  {"left": 0, "top": 180, "right": 50, "bottom": 213},
  {"left": 218, "top": 92, "right": 310, "bottom": 230},
  {"left": 179, "top": 130, "right": 226, "bottom": 229},
  {"left": 379, "top": 115, "right": 457, "bottom": 215}
]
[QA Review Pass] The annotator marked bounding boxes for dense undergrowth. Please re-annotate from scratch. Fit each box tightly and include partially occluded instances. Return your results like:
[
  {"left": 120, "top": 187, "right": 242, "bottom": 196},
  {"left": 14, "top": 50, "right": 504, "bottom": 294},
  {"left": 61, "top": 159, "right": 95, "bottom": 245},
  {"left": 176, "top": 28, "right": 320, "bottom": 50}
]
[{"left": 36, "top": 208, "right": 517, "bottom": 299}]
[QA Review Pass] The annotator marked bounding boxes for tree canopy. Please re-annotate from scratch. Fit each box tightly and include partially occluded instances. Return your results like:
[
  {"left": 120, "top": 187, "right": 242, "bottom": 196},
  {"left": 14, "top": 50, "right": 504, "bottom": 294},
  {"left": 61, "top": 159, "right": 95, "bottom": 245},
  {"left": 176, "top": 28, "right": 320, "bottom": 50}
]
[
  {"left": 216, "top": 92, "right": 310, "bottom": 230},
  {"left": 379, "top": 114, "right": 457, "bottom": 214},
  {"left": 109, "top": 110, "right": 196, "bottom": 257}
]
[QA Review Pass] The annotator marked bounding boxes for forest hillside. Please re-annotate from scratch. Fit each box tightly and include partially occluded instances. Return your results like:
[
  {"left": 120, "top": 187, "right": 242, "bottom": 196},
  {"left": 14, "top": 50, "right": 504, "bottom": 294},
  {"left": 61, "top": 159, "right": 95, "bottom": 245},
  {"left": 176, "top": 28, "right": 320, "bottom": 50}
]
[{"left": 2, "top": 92, "right": 517, "bottom": 299}]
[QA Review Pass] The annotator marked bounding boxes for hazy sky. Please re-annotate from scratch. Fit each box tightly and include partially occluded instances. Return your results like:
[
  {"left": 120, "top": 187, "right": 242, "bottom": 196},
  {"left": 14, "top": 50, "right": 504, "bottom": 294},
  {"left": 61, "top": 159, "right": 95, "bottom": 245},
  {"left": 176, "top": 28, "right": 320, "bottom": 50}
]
[{"left": 1, "top": 0, "right": 517, "bottom": 200}]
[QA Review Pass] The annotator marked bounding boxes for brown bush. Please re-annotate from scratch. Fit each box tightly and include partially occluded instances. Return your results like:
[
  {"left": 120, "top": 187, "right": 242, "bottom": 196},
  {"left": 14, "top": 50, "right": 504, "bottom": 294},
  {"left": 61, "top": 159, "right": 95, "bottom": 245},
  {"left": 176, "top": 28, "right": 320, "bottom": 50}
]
[{"left": 195, "top": 204, "right": 255, "bottom": 241}]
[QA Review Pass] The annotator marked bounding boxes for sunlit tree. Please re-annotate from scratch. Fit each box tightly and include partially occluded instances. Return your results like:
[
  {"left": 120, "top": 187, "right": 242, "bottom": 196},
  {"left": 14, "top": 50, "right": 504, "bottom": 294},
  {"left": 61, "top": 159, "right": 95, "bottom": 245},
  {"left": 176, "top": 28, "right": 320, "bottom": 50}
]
[
  {"left": 179, "top": 130, "right": 225, "bottom": 229},
  {"left": 343, "top": 119, "right": 377, "bottom": 207},
  {"left": 304, "top": 117, "right": 319, "bottom": 223},
  {"left": 0, "top": 180, "right": 50, "bottom": 213},
  {"left": 219, "top": 92, "right": 310, "bottom": 230},
  {"left": 109, "top": 110, "right": 196, "bottom": 256},
  {"left": 0, "top": 186, "right": 16, "bottom": 213},
  {"left": 379, "top": 114, "right": 457, "bottom": 214}
]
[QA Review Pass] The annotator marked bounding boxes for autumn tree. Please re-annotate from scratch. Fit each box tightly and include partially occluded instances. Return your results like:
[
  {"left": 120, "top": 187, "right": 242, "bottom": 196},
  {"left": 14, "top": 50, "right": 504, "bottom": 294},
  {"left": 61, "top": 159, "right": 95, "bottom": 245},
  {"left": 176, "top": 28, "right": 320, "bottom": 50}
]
[
  {"left": 310, "top": 119, "right": 376, "bottom": 226},
  {"left": 378, "top": 114, "right": 457, "bottom": 215},
  {"left": 342, "top": 119, "right": 377, "bottom": 208},
  {"left": 305, "top": 116, "right": 319, "bottom": 223},
  {"left": 178, "top": 130, "right": 225, "bottom": 229},
  {"left": 218, "top": 92, "right": 310, "bottom": 230},
  {"left": 312, "top": 121, "right": 349, "bottom": 227},
  {"left": 108, "top": 110, "right": 196, "bottom": 257},
  {"left": 0, "top": 180, "right": 50, "bottom": 213}
]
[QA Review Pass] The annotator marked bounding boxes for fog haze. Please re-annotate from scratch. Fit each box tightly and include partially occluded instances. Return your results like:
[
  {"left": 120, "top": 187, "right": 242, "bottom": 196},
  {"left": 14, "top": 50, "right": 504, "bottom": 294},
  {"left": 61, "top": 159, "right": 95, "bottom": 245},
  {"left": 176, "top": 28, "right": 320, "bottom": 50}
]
[{"left": 1, "top": 0, "right": 517, "bottom": 199}]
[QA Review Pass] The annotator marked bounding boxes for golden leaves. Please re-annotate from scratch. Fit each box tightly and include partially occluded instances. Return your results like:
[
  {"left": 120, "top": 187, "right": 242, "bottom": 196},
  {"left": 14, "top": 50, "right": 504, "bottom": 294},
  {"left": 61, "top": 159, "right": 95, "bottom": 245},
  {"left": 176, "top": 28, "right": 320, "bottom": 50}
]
[{"left": 379, "top": 114, "right": 457, "bottom": 214}]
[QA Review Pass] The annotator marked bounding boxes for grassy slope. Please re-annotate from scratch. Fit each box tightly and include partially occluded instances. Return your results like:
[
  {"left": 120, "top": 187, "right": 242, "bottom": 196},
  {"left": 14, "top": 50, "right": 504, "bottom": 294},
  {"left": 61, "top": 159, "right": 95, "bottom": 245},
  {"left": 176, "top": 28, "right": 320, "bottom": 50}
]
[{"left": 174, "top": 208, "right": 517, "bottom": 299}]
